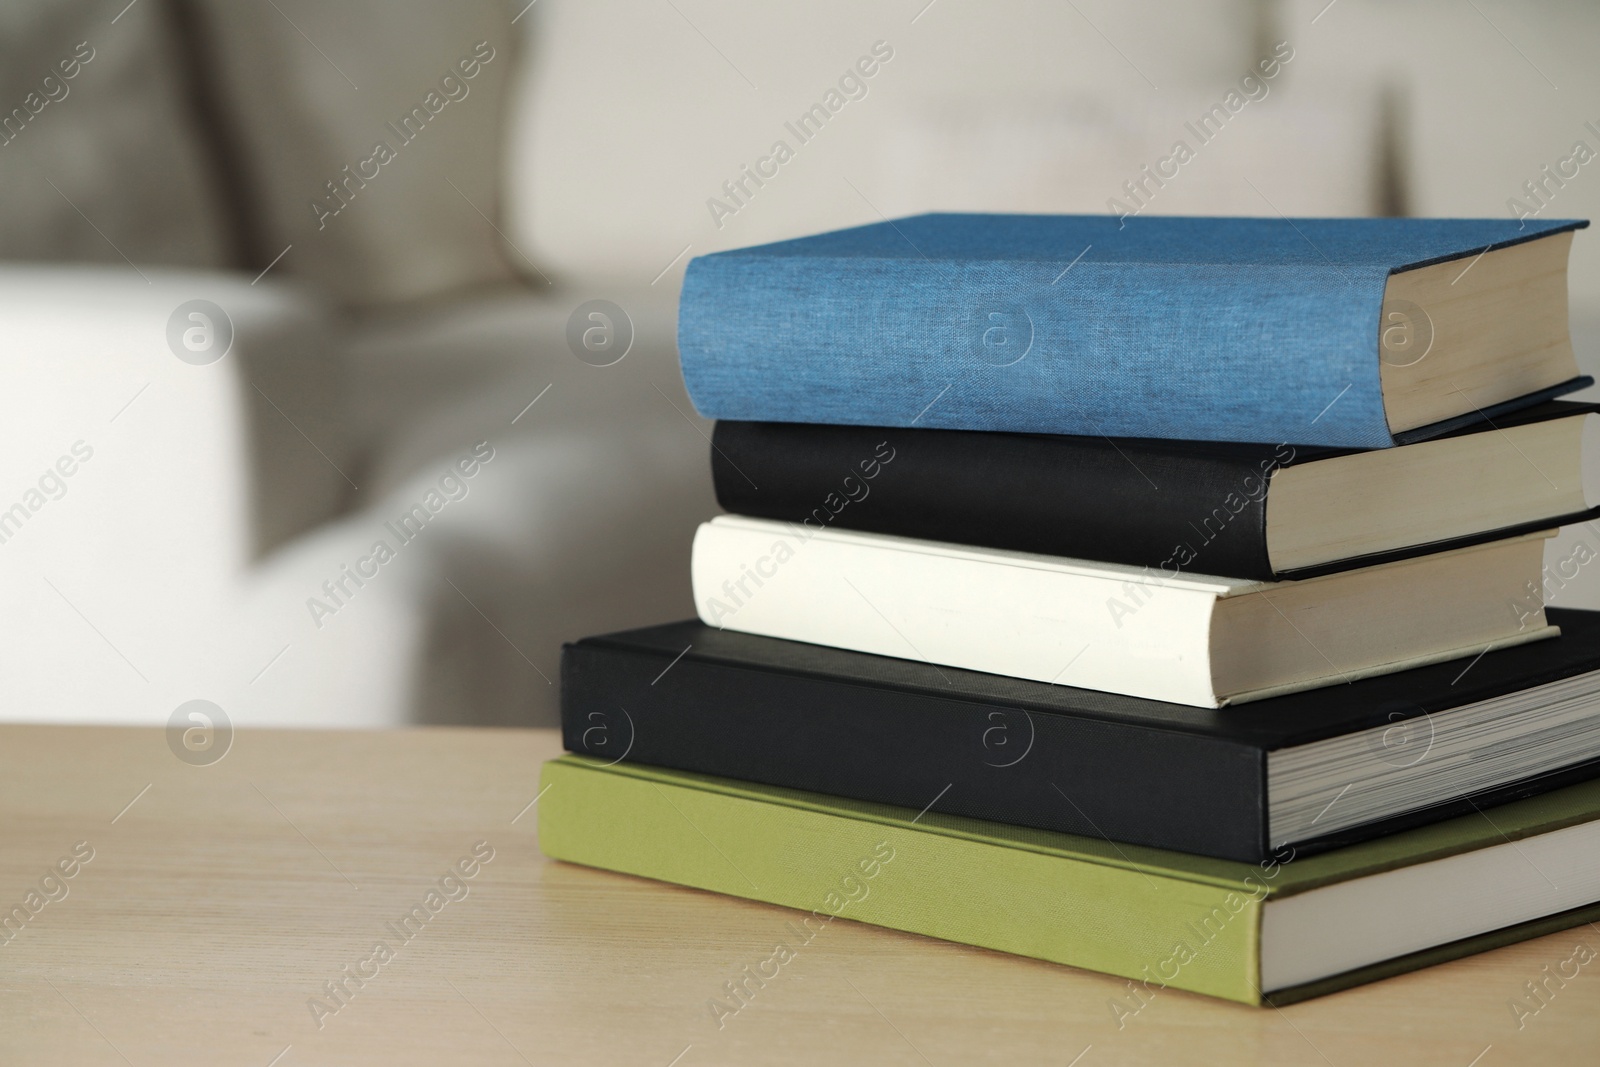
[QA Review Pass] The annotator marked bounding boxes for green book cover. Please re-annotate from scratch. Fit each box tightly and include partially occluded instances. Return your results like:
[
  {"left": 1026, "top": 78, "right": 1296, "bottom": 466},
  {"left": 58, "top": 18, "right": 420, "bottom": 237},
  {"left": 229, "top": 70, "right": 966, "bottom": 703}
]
[{"left": 537, "top": 755, "right": 1600, "bottom": 1005}]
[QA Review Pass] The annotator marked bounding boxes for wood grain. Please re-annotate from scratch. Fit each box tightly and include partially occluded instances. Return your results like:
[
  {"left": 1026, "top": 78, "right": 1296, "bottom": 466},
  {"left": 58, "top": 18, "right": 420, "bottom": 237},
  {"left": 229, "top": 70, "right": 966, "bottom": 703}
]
[{"left": 1, "top": 724, "right": 1595, "bottom": 1065}]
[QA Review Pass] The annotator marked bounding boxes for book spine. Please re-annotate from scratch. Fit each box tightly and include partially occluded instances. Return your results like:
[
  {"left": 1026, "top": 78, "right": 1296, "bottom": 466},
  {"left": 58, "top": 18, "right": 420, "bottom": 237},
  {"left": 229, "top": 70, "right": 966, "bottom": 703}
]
[
  {"left": 690, "top": 519, "right": 1226, "bottom": 707},
  {"left": 677, "top": 254, "right": 1393, "bottom": 448},
  {"left": 538, "top": 757, "right": 1267, "bottom": 1004},
  {"left": 560, "top": 642, "right": 1268, "bottom": 861},
  {"left": 710, "top": 421, "right": 1280, "bottom": 581}
]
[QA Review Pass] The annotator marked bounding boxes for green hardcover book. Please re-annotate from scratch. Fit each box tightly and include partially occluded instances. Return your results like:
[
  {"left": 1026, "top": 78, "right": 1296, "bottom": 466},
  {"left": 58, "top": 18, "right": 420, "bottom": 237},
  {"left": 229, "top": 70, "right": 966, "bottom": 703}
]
[{"left": 538, "top": 755, "right": 1600, "bottom": 1005}]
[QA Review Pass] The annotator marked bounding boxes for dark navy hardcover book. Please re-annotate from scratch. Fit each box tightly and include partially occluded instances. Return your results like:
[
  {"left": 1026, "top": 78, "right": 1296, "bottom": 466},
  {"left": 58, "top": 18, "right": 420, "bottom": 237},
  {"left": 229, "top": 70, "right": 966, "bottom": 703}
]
[
  {"left": 708, "top": 403, "right": 1600, "bottom": 581},
  {"left": 562, "top": 610, "right": 1600, "bottom": 862}
]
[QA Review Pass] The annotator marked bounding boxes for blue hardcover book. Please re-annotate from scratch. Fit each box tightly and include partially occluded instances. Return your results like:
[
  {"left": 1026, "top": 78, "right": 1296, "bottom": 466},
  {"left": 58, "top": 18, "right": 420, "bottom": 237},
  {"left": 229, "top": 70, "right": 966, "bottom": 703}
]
[{"left": 678, "top": 214, "right": 1590, "bottom": 448}]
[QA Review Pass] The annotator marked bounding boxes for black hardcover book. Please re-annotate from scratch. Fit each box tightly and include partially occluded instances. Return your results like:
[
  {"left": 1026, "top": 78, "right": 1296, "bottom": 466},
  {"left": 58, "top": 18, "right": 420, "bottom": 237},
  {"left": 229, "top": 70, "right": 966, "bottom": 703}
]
[
  {"left": 562, "top": 609, "right": 1600, "bottom": 862},
  {"left": 710, "top": 403, "right": 1600, "bottom": 581}
]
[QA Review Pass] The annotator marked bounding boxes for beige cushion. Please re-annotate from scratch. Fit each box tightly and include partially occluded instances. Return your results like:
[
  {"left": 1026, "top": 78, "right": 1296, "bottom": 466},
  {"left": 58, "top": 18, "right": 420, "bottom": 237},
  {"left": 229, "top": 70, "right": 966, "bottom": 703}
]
[
  {"left": 189, "top": 0, "right": 520, "bottom": 305},
  {"left": 0, "top": 0, "right": 230, "bottom": 267},
  {"left": 508, "top": 0, "right": 1271, "bottom": 280},
  {"left": 508, "top": 0, "right": 1390, "bottom": 283}
]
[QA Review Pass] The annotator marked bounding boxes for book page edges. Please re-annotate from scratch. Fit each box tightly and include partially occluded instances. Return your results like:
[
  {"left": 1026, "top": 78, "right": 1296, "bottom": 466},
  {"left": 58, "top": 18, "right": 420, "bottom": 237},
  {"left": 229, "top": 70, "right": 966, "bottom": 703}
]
[{"left": 1220, "top": 625, "right": 1558, "bottom": 706}]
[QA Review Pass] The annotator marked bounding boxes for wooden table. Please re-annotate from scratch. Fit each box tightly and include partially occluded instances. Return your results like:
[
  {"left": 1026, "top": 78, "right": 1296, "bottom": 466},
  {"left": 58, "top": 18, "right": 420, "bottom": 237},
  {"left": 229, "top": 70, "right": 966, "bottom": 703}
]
[{"left": 3, "top": 724, "right": 1596, "bottom": 1065}]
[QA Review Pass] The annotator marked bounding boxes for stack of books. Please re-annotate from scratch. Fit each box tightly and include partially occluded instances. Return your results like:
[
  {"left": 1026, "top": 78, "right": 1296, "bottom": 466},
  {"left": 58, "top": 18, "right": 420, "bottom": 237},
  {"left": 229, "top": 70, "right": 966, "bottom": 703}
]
[{"left": 539, "top": 214, "right": 1600, "bottom": 1005}]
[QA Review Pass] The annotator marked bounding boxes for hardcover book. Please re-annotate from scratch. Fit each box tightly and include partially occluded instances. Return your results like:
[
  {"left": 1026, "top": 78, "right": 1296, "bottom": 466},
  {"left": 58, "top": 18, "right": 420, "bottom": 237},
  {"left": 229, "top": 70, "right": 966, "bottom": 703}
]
[
  {"left": 538, "top": 756, "right": 1600, "bottom": 1005},
  {"left": 690, "top": 516, "right": 1555, "bottom": 707},
  {"left": 710, "top": 402, "right": 1600, "bottom": 581},
  {"left": 678, "top": 214, "right": 1590, "bottom": 448},
  {"left": 561, "top": 609, "right": 1600, "bottom": 862}
]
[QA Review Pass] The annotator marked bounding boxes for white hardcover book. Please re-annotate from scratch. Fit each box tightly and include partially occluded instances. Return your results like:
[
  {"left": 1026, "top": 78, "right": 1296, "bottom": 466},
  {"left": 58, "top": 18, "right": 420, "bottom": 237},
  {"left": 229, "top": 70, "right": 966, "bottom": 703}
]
[{"left": 690, "top": 517, "right": 1556, "bottom": 708}]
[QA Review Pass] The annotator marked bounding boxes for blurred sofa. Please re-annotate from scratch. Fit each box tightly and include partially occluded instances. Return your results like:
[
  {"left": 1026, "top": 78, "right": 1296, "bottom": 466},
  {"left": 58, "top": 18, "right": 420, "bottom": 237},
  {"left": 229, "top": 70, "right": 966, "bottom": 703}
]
[
  {"left": 3, "top": 0, "right": 1598, "bottom": 728},
  {"left": 0, "top": 0, "right": 718, "bottom": 728}
]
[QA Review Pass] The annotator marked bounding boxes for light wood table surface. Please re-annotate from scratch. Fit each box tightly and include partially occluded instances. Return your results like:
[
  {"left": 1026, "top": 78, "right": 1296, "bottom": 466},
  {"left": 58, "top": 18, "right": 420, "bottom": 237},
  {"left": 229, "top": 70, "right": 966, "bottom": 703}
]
[{"left": 3, "top": 724, "right": 1597, "bottom": 1066}]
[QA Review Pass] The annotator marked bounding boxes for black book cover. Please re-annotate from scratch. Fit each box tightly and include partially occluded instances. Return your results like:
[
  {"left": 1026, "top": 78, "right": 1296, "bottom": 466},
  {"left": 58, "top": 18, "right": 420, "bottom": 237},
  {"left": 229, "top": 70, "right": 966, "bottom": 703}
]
[
  {"left": 710, "top": 402, "right": 1600, "bottom": 581},
  {"left": 561, "top": 609, "right": 1600, "bottom": 862}
]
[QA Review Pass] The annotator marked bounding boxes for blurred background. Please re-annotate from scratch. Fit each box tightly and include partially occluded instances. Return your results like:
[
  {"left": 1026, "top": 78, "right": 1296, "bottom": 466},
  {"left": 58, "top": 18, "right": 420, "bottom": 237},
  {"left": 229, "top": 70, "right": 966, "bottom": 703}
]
[{"left": 2, "top": 0, "right": 1598, "bottom": 729}]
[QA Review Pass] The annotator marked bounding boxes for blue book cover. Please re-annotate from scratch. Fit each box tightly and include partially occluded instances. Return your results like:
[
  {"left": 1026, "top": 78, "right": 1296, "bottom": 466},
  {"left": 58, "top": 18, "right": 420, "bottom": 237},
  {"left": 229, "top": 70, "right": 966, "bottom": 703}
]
[{"left": 677, "top": 214, "right": 1589, "bottom": 447}]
